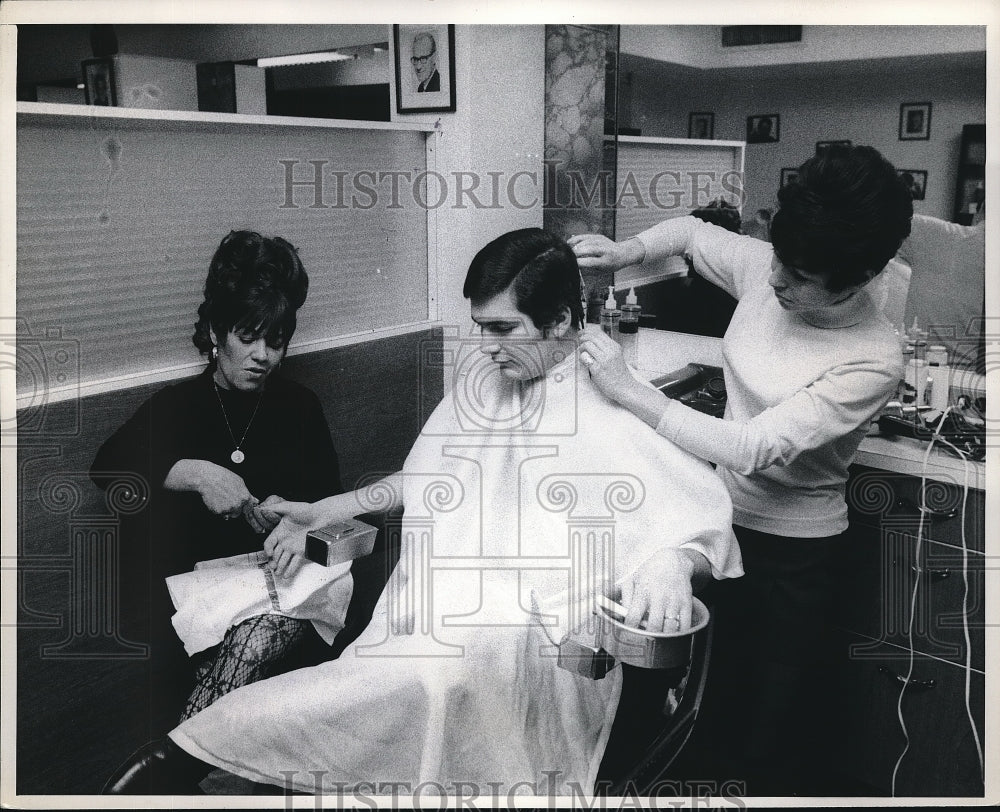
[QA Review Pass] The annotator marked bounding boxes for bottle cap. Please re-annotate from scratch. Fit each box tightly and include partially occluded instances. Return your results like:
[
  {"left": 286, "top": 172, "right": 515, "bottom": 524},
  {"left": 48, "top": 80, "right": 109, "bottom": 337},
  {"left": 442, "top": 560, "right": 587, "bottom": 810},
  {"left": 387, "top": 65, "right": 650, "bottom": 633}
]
[
  {"left": 927, "top": 345, "right": 949, "bottom": 366},
  {"left": 626, "top": 287, "right": 638, "bottom": 306},
  {"left": 604, "top": 285, "right": 617, "bottom": 310}
]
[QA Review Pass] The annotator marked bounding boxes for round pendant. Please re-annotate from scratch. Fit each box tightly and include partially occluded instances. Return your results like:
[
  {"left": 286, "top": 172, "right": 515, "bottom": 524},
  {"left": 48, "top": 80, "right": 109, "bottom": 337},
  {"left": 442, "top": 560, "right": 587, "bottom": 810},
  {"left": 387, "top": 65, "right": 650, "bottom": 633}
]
[{"left": 231, "top": 449, "right": 245, "bottom": 464}]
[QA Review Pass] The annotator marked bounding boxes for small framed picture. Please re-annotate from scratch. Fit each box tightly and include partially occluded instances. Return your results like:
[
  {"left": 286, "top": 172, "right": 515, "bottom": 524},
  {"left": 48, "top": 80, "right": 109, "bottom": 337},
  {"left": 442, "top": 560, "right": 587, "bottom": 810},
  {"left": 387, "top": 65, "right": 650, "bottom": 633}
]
[
  {"left": 82, "top": 57, "right": 116, "bottom": 106},
  {"left": 899, "top": 102, "right": 931, "bottom": 141},
  {"left": 816, "top": 140, "right": 852, "bottom": 152},
  {"left": 393, "top": 24, "right": 456, "bottom": 114},
  {"left": 780, "top": 168, "right": 799, "bottom": 188},
  {"left": 688, "top": 112, "right": 714, "bottom": 140},
  {"left": 747, "top": 114, "right": 780, "bottom": 144},
  {"left": 897, "top": 169, "right": 927, "bottom": 201}
]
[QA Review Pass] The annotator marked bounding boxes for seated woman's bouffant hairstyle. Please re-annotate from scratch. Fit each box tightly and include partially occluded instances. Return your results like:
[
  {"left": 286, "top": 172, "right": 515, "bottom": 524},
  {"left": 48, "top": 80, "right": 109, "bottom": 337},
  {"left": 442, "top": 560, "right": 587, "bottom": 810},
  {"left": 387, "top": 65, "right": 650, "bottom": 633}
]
[
  {"left": 770, "top": 144, "right": 913, "bottom": 292},
  {"left": 193, "top": 231, "right": 308, "bottom": 356},
  {"left": 463, "top": 228, "right": 585, "bottom": 332}
]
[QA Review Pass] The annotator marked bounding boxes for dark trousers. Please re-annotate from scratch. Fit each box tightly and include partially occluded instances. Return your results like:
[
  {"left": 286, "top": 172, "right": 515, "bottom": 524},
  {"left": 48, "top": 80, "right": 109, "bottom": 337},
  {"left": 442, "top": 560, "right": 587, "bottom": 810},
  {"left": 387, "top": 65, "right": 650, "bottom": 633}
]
[{"left": 679, "top": 525, "right": 841, "bottom": 796}]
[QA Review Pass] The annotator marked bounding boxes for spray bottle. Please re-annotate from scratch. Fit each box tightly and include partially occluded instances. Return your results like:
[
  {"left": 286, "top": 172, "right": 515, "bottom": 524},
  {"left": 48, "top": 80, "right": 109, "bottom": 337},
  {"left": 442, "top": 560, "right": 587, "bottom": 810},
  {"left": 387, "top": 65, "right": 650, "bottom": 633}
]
[
  {"left": 600, "top": 285, "right": 621, "bottom": 339},
  {"left": 619, "top": 287, "right": 641, "bottom": 366}
]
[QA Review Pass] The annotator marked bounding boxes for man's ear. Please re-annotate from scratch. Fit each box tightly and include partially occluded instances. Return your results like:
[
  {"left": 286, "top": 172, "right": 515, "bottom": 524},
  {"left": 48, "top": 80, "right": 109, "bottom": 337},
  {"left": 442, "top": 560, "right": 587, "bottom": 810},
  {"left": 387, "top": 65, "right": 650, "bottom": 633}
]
[
  {"left": 856, "top": 266, "right": 882, "bottom": 290},
  {"left": 549, "top": 306, "right": 573, "bottom": 338}
]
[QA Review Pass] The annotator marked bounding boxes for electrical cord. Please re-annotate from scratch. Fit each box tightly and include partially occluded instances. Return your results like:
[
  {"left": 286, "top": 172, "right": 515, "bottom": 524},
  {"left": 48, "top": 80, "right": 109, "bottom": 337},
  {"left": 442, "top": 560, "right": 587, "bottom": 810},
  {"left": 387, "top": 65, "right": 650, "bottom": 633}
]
[
  {"left": 935, "top": 433, "right": 984, "bottom": 785},
  {"left": 890, "top": 406, "right": 983, "bottom": 794}
]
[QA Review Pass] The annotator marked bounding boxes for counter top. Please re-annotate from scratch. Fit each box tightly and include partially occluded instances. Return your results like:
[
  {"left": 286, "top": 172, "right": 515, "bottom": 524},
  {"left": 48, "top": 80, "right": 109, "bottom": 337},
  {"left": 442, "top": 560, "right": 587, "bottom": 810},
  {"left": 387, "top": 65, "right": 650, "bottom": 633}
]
[{"left": 635, "top": 329, "right": 987, "bottom": 491}]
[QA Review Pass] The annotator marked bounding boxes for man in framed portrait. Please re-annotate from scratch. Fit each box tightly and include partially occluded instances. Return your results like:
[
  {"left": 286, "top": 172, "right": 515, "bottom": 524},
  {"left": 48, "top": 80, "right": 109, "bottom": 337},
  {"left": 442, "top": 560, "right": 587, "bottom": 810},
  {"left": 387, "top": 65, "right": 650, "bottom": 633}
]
[
  {"left": 749, "top": 116, "right": 776, "bottom": 143},
  {"left": 411, "top": 32, "right": 440, "bottom": 93}
]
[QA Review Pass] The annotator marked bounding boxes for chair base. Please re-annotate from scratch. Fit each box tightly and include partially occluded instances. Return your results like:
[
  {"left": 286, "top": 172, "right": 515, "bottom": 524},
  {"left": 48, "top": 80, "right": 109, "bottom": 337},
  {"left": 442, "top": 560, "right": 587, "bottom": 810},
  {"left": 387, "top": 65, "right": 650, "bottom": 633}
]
[{"left": 102, "top": 737, "right": 210, "bottom": 795}]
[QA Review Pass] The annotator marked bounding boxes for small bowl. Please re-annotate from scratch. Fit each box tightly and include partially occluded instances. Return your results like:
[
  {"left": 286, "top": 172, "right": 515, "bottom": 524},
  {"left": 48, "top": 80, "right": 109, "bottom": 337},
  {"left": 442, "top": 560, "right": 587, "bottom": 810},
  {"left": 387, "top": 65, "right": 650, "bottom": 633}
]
[{"left": 597, "top": 596, "right": 710, "bottom": 669}]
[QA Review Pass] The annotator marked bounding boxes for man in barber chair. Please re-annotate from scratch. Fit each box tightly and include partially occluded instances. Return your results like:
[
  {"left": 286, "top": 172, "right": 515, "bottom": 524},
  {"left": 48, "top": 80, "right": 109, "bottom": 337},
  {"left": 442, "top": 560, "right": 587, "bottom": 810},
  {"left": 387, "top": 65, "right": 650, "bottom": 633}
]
[{"left": 105, "top": 228, "right": 742, "bottom": 797}]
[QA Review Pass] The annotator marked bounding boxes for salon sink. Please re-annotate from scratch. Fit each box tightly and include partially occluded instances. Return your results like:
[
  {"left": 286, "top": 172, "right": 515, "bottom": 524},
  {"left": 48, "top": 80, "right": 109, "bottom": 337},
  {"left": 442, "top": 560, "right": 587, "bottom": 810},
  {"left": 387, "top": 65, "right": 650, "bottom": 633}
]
[{"left": 651, "top": 363, "right": 727, "bottom": 418}]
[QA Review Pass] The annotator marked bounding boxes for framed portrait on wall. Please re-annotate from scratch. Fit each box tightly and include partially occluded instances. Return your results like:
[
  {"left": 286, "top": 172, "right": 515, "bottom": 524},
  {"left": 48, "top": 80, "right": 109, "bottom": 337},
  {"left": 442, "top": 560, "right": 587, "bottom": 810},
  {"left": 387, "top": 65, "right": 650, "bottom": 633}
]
[
  {"left": 688, "top": 112, "right": 714, "bottom": 140},
  {"left": 82, "top": 57, "right": 116, "bottom": 106},
  {"left": 746, "top": 114, "right": 780, "bottom": 144},
  {"left": 780, "top": 167, "right": 799, "bottom": 188},
  {"left": 899, "top": 102, "right": 931, "bottom": 141},
  {"left": 393, "top": 24, "right": 456, "bottom": 114}
]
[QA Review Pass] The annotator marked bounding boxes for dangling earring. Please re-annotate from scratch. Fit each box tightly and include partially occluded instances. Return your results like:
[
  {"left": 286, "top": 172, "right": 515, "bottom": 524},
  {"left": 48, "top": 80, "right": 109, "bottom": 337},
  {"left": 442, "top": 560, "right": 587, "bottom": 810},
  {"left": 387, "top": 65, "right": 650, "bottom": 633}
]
[{"left": 211, "top": 346, "right": 218, "bottom": 361}]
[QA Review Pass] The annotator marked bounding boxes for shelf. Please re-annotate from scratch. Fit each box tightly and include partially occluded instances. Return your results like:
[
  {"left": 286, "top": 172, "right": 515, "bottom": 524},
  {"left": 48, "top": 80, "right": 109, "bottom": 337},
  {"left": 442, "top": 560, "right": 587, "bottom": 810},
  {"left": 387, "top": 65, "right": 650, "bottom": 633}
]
[
  {"left": 608, "top": 133, "right": 747, "bottom": 149},
  {"left": 16, "top": 101, "right": 439, "bottom": 134}
]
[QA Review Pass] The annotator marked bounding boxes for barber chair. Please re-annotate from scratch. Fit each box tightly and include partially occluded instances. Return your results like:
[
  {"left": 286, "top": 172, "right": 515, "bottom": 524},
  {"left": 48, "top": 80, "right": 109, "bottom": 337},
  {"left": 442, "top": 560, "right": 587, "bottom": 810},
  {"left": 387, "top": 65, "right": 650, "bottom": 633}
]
[
  {"left": 598, "top": 612, "right": 714, "bottom": 795},
  {"left": 187, "top": 516, "right": 714, "bottom": 797}
]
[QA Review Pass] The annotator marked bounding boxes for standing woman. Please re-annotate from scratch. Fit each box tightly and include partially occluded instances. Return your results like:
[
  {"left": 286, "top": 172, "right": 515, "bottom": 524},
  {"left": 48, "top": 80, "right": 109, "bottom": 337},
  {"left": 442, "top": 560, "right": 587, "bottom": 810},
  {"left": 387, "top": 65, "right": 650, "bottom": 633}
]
[
  {"left": 91, "top": 231, "right": 347, "bottom": 732},
  {"left": 569, "top": 145, "right": 912, "bottom": 794}
]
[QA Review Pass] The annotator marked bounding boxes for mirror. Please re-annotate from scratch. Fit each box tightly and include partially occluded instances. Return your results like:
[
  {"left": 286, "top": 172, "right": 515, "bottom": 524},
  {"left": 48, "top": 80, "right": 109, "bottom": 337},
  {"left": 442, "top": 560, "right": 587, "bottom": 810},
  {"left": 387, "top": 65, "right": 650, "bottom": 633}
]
[
  {"left": 16, "top": 25, "right": 395, "bottom": 122},
  {"left": 614, "top": 25, "right": 986, "bottom": 362},
  {"left": 263, "top": 42, "right": 391, "bottom": 120}
]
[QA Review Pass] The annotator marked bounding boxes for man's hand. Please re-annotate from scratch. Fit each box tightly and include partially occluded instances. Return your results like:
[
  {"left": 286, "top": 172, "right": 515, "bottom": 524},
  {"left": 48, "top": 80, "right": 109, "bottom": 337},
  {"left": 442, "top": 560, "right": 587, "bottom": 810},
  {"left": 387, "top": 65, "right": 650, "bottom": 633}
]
[
  {"left": 618, "top": 549, "right": 697, "bottom": 633},
  {"left": 245, "top": 494, "right": 283, "bottom": 534},
  {"left": 263, "top": 500, "right": 318, "bottom": 577}
]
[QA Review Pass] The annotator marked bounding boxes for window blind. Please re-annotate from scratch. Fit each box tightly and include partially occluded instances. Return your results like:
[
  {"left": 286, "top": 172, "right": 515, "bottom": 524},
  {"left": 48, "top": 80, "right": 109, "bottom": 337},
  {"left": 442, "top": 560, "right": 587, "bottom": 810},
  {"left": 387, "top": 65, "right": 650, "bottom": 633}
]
[
  {"left": 615, "top": 138, "right": 744, "bottom": 283},
  {"left": 16, "top": 117, "right": 431, "bottom": 400}
]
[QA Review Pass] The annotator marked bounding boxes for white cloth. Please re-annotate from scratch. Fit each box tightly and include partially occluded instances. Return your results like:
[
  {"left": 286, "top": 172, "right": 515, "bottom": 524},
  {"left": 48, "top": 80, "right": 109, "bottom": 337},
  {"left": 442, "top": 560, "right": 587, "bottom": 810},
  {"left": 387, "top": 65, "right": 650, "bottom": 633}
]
[
  {"left": 165, "top": 551, "right": 353, "bottom": 655},
  {"left": 867, "top": 257, "right": 912, "bottom": 331},
  {"left": 170, "top": 353, "right": 741, "bottom": 796},
  {"left": 896, "top": 213, "right": 985, "bottom": 358},
  {"left": 636, "top": 216, "right": 904, "bottom": 537}
]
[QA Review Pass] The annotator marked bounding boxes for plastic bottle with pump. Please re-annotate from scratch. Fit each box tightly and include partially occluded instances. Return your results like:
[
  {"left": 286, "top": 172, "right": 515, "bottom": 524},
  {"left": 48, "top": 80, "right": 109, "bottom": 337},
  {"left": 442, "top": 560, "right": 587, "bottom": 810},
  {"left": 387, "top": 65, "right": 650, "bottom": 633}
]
[
  {"left": 600, "top": 285, "right": 621, "bottom": 339},
  {"left": 619, "top": 287, "right": 641, "bottom": 367}
]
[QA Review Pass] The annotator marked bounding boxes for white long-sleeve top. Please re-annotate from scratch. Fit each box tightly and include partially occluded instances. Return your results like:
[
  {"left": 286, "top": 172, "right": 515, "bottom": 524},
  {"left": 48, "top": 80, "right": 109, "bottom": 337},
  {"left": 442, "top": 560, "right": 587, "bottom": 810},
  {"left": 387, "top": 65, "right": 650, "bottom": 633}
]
[{"left": 635, "top": 216, "right": 904, "bottom": 537}]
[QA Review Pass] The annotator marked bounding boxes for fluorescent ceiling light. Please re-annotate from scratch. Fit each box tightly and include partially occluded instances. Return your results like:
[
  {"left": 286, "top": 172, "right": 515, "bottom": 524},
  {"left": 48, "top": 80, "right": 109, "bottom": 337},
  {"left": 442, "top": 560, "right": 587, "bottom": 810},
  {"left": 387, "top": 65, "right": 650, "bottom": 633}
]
[{"left": 257, "top": 51, "right": 355, "bottom": 68}]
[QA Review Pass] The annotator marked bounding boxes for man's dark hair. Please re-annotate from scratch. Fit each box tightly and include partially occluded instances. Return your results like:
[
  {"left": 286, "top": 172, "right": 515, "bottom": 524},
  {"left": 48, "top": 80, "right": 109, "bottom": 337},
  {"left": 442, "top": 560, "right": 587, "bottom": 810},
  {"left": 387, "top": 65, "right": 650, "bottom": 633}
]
[
  {"left": 770, "top": 144, "right": 913, "bottom": 292},
  {"left": 463, "top": 228, "right": 585, "bottom": 332}
]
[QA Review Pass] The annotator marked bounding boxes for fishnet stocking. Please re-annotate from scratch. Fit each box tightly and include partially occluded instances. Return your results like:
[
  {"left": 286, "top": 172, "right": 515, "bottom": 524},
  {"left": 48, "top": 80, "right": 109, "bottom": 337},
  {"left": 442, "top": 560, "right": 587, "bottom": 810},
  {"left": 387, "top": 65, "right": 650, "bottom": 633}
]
[{"left": 180, "top": 613, "right": 308, "bottom": 721}]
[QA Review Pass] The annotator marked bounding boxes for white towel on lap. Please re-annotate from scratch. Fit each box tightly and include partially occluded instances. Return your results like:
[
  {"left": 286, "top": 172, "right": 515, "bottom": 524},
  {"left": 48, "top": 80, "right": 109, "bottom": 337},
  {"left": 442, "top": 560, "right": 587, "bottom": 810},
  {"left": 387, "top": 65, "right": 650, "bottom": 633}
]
[{"left": 166, "top": 551, "right": 353, "bottom": 655}]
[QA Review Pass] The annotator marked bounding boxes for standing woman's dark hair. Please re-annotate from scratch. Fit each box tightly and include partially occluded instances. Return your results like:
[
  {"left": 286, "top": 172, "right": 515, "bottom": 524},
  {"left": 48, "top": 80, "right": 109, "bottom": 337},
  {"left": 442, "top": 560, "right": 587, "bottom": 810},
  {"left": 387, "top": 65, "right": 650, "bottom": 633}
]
[
  {"left": 463, "top": 228, "right": 586, "bottom": 332},
  {"left": 771, "top": 145, "right": 913, "bottom": 292},
  {"left": 193, "top": 231, "right": 309, "bottom": 356}
]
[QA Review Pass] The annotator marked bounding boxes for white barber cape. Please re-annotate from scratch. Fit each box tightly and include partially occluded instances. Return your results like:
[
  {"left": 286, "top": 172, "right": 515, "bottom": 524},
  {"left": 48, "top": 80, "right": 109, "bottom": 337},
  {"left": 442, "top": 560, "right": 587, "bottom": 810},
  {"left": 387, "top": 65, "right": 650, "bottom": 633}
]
[{"left": 170, "top": 353, "right": 742, "bottom": 796}]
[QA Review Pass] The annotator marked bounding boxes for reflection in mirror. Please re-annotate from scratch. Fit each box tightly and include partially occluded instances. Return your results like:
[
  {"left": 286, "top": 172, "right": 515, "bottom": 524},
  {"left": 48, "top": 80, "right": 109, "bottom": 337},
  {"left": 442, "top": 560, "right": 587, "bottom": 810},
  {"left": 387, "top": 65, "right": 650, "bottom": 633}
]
[
  {"left": 263, "top": 43, "right": 391, "bottom": 121},
  {"left": 615, "top": 24, "right": 986, "bottom": 364}
]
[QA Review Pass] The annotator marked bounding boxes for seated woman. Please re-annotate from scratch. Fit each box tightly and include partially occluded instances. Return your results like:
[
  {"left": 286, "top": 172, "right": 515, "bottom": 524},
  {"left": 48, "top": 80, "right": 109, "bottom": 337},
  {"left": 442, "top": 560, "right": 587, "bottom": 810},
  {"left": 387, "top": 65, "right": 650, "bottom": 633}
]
[
  {"left": 105, "top": 228, "right": 742, "bottom": 797},
  {"left": 91, "top": 231, "right": 350, "bottom": 731}
]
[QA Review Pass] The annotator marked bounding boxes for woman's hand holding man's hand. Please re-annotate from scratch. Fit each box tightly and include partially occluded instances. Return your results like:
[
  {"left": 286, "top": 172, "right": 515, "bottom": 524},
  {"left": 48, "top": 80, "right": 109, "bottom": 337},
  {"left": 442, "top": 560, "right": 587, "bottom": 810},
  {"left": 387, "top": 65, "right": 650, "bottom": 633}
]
[{"left": 185, "top": 460, "right": 256, "bottom": 519}]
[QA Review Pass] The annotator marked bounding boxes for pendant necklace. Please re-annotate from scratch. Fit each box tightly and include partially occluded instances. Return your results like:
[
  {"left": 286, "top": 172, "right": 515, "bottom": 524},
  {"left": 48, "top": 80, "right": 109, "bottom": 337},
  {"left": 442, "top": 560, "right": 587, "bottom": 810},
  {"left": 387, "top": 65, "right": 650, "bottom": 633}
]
[{"left": 213, "top": 381, "right": 264, "bottom": 464}]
